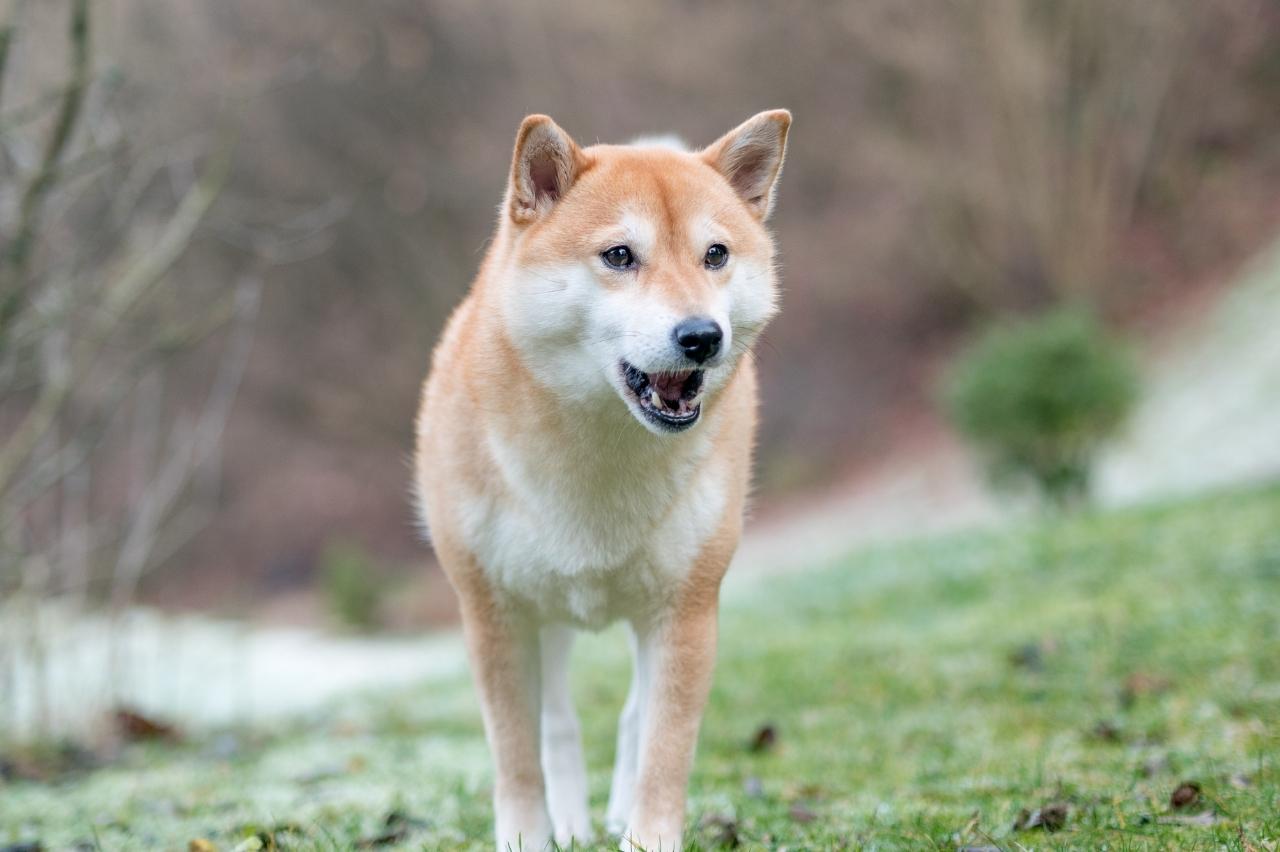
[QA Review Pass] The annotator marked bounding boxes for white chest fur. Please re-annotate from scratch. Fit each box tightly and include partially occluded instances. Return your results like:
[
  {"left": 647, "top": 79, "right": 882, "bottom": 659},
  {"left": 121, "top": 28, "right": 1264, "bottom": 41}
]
[{"left": 455, "top": 417, "right": 730, "bottom": 630}]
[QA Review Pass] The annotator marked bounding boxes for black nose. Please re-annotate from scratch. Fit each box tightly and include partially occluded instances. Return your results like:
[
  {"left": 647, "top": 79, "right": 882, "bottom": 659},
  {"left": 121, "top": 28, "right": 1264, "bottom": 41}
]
[{"left": 673, "top": 317, "right": 723, "bottom": 364}]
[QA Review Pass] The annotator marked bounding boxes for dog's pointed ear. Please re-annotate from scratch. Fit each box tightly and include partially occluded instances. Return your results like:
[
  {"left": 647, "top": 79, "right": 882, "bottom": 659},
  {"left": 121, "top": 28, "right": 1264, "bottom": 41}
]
[
  {"left": 508, "top": 114, "right": 585, "bottom": 224},
  {"left": 701, "top": 109, "right": 791, "bottom": 219}
]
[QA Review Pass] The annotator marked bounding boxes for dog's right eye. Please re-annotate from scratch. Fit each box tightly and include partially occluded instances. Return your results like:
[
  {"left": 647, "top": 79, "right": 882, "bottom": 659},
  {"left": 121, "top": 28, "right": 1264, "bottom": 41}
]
[{"left": 601, "top": 245, "right": 635, "bottom": 269}]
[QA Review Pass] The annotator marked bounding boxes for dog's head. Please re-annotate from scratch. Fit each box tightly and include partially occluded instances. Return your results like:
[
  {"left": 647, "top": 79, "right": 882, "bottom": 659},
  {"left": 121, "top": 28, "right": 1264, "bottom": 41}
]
[{"left": 495, "top": 110, "right": 790, "bottom": 435}]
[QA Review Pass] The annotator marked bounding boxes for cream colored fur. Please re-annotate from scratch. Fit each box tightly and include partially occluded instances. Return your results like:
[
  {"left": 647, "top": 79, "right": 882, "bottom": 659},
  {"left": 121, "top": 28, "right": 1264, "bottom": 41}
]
[{"left": 414, "top": 110, "right": 791, "bottom": 851}]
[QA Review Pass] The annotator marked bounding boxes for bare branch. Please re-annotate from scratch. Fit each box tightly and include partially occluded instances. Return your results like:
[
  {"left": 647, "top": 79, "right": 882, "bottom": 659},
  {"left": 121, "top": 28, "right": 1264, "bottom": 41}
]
[
  {"left": 4, "top": 282, "right": 245, "bottom": 516},
  {"left": 0, "top": 0, "right": 31, "bottom": 115},
  {"left": 109, "top": 275, "right": 261, "bottom": 610},
  {"left": 0, "top": 0, "right": 88, "bottom": 335},
  {"left": 0, "top": 144, "right": 231, "bottom": 500}
]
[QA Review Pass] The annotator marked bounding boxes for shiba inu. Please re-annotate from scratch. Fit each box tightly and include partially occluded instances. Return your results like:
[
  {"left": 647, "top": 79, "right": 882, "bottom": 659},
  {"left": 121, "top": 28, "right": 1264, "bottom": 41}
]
[{"left": 414, "top": 109, "right": 791, "bottom": 851}]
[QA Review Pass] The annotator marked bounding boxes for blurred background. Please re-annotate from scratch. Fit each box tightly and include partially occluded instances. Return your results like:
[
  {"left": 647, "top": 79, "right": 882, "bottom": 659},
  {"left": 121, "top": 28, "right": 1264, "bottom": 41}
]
[{"left": 3, "top": 0, "right": 1280, "bottom": 740}]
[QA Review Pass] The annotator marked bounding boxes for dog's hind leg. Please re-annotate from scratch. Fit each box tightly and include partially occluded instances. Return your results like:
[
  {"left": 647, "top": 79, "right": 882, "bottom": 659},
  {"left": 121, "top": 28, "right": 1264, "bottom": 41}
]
[
  {"left": 540, "top": 623, "right": 592, "bottom": 844},
  {"left": 606, "top": 623, "right": 650, "bottom": 835}
]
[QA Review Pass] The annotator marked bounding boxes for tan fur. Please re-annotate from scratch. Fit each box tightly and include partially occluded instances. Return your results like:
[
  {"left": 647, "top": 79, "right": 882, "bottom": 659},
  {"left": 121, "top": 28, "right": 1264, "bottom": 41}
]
[{"left": 415, "top": 110, "right": 789, "bottom": 851}]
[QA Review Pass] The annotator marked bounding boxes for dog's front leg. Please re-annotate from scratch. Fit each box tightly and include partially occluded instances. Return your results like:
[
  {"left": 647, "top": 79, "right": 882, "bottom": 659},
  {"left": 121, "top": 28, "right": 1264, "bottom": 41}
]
[
  {"left": 455, "top": 578, "right": 552, "bottom": 851},
  {"left": 606, "top": 624, "right": 650, "bottom": 833},
  {"left": 621, "top": 599, "right": 720, "bottom": 851},
  {"left": 539, "top": 623, "right": 592, "bottom": 844}
]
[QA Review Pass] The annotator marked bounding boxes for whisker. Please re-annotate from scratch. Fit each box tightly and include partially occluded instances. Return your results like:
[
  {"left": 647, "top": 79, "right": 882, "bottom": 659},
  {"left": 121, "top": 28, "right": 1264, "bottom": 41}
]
[
  {"left": 726, "top": 338, "right": 762, "bottom": 368},
  {"left": 593, "top": 331, "right": 643, "bottom": 344},
  {"left": 751, "top": 331, "right": 781, "bottom": 357}
]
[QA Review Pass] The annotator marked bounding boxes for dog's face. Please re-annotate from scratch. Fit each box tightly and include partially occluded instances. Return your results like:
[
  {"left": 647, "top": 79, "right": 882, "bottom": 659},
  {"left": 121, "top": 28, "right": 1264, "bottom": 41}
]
[{"left": 497, "top": 112, "right": 790, "bottom": 435}]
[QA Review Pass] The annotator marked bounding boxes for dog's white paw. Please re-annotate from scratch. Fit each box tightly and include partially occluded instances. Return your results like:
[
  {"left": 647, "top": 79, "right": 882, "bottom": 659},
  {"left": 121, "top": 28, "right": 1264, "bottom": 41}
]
[
  {"left": 551, "top": 809, "right": 593, "bottom": 848},
  {"left": 618, "top": 825, "right": 682, "bottom": 851},
  {"left": 494, "top": 802, "right": 552, "bottom": 852}
]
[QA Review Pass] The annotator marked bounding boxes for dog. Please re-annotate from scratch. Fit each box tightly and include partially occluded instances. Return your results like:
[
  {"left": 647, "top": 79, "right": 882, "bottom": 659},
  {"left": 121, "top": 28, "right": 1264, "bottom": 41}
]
[{"left": 414, "top": 109, "right": 790, "bottom": 851}]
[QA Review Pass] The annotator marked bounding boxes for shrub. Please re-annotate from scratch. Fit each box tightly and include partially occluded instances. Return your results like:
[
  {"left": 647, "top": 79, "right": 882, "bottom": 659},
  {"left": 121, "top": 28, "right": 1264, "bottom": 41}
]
[
  {"left": 943, "top": 309, "right": 1139, "bottom": 507},
  {"left": 319, "top": 539, "right": 384, "bottom": 631}
]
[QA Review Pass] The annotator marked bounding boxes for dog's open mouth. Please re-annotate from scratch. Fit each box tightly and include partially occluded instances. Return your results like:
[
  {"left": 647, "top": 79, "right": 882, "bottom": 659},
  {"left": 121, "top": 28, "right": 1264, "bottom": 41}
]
[{"left": 621, "top": 361, "right": 704, "bottom": 431}]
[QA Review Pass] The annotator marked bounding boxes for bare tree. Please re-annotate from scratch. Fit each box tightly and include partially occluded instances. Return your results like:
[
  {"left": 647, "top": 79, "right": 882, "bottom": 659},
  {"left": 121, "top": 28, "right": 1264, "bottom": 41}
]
[
  {"left": 847, "top": 0, "right": 1229, "bottom": 312},
  {"left": 0, "top": 0, "right": 262, "bottom": 739}
]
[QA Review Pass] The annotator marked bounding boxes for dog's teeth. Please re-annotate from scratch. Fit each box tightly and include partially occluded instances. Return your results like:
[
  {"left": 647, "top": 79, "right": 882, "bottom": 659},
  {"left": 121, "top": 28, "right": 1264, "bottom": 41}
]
[{"left": 649, "top": 388, "right": 661, "bottom": 408}]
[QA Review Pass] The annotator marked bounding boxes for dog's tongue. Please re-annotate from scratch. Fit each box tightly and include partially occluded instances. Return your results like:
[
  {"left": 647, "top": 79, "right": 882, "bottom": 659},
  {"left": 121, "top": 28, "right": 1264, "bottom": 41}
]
[{"left": 651, "top": 370, "right": 691, "bottom": 402}]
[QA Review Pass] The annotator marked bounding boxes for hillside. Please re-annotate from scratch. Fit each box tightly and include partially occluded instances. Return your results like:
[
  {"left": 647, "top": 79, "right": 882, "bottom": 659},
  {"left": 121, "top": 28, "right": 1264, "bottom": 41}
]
[{"left": 4, "top": 483, "right": 1277, "bottom": 849}]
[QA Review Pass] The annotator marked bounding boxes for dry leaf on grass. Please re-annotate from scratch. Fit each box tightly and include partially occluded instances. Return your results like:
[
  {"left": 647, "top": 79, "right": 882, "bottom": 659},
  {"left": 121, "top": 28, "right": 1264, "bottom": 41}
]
[
  {"left": 113, "top": 707, "right": 182, "bottom": 743},
  {"left": 699, "top": 813, "right": 740, "bottom": 847},
  {"left": 1170, "top": 781, "right": 1202, "bottom": 810},
  {"left": 1012, "top": 802, "right": 1069, "bottom": 832},
  {"left": 749, "top": 723, "right": 778, "bottom": 753},
  {"left": 357, "top": 810, "right": 430, "bottom": 848}
]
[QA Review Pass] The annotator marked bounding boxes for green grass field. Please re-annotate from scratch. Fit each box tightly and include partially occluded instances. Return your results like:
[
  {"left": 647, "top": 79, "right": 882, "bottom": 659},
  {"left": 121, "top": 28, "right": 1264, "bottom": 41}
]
[{"left": 3, "top": 484, "right": 1278, "bottom": 850}]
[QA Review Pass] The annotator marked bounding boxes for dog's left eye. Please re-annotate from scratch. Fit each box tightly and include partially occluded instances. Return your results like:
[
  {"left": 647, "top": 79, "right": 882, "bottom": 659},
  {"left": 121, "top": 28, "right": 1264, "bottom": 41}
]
[
  {"left": 704, "top": 244, "right": 729, "bottom": 269},
  {"left": 602, "top": 245, "right": 635, "bottom": 269}
]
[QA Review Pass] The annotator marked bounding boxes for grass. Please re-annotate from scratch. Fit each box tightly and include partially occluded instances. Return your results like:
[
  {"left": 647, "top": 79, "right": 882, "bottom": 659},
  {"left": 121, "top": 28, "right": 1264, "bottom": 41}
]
[{"left": 2, "top": 484, "right": 1278, "bottom": 850}]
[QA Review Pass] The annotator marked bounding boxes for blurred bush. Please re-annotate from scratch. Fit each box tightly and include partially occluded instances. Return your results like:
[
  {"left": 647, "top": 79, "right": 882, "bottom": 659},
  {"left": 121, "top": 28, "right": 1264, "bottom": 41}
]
[
  {"left": 943, "top": 310, "right": 1138, "bottom": 507},
  {"left": 319, "top": 538, "right": 383, "bottom": 631}
]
